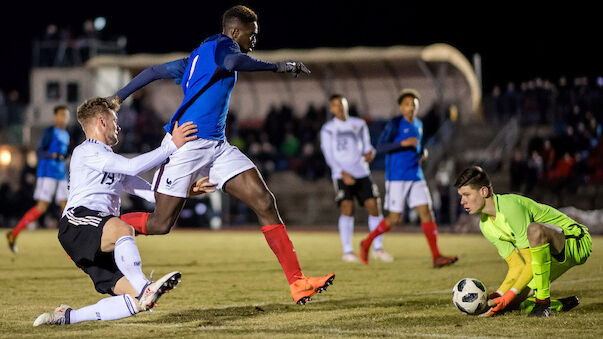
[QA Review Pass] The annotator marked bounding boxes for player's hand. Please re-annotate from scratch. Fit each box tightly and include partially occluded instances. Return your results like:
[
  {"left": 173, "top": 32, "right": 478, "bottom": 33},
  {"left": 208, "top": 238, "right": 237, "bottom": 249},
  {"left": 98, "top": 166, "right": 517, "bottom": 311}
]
[
  {"left": 485, "top": 289, "right": 517, "bottom": 317},
  {"left": 488, "top": 291, "right": 502, "bottom": 300},
  {"left": 171, "top": 121, "right": 198, "bottom": 148},
  {"left": 189, "top": 176, "right": 216, "bottom": 196},
  {"left": 400, "top": 137, "right": 418, "bottom": 147},
  {"left": 275, "top": 60, "right": 311, "bottom": 77},
  {"left": 363, "top": 150, "right": 376, "bottom": 163},
  {"left": 341, "top": 171, "right": 356, "bottom": 186}
]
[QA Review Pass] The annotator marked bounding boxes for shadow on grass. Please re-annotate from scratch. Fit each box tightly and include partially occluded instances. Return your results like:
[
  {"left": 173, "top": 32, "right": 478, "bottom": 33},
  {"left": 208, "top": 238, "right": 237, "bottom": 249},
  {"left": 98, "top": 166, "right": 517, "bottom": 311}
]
[{"left": 138, "top": 297, "right": 465, "bottom": 329}]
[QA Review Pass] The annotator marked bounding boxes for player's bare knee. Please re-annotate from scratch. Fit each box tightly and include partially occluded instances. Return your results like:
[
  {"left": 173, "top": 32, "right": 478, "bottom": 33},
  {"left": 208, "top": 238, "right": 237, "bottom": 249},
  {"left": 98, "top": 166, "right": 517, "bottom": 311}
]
[
  {"left": 527, "top": 223, "right": 546, "bottom": 246},
  {"left": 253, "top": 190, "right": 277, "bottom": 216}
]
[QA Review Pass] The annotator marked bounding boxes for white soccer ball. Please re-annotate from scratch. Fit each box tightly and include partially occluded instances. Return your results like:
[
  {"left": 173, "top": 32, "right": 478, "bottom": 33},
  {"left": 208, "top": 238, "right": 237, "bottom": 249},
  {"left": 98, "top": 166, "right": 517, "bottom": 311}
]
[{"left": 452, "top": 278, "right": 487, "bottom": 315}]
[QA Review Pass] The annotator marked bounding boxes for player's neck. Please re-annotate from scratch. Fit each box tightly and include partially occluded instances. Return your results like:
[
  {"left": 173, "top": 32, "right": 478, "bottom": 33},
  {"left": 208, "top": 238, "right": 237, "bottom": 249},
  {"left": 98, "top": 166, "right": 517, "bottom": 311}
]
[
  {"left": 402, "top": 114, "right": 414, "bottom": 123},
  {"left": 84, "top": 130, "right": 109, "bottom": 146},
  {"left": 481, "top": 197, "right": 496, "bottom": 217}
]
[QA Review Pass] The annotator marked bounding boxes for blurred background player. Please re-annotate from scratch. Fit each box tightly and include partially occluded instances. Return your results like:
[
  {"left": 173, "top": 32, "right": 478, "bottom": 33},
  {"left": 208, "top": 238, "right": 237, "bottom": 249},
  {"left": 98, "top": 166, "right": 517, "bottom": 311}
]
[
  {"left": 112, "top": 5, "right": 334, "bottom": 305},
  {"left": 359, "top": 89, "right": 458, "bottom": 267},
  {"left": 34, "top": 98, "right": 199, "bottom": 326},
  {"left": 320, "top": 94, "right": 391, "bottom": 263},
  {"left": 454, "top": 166, "right": 590, "bottom": 317},
  {"left": 6, "top": 105, "right": 70, "bottom": 253}
]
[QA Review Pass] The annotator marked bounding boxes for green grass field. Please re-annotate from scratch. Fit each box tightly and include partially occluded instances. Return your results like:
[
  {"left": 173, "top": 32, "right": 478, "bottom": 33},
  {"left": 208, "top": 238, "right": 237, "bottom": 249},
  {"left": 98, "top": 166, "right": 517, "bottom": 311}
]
[{"left": 1, "top": 229, "right": 601, "bottom": 338}]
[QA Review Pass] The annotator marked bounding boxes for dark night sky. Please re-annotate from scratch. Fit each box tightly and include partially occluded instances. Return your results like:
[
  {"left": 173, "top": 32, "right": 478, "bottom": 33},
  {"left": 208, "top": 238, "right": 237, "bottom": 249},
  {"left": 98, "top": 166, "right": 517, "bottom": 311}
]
[{"left": 1, "top": 1, "right": 600, "bottom": 100}]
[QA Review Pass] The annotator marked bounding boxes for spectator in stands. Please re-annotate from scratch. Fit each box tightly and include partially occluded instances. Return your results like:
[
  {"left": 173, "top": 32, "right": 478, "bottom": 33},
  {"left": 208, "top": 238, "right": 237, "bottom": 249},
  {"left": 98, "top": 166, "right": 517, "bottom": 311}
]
[
  {"left": 510, "top": 149, "right": 526, "bottom": 193},
  {"left": 525, "top": 150, "right": 543, "bottom": 194}
]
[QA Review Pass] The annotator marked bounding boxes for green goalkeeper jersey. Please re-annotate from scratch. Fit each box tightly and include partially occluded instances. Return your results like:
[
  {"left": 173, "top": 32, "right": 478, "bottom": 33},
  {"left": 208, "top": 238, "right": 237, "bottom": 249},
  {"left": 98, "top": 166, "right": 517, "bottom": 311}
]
[{"left": 479, "top": 194, "right": 580, "bottom": 259}]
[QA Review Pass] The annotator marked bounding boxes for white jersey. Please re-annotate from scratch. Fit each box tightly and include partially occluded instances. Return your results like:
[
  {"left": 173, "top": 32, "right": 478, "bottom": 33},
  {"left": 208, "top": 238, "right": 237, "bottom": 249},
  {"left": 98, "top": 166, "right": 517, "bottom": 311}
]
[
  {"left": 320, "top": 116, "right": 375, "bottom": 179},
  {"left": 63, "top": 138, "right": 177, "bottom": 217}
]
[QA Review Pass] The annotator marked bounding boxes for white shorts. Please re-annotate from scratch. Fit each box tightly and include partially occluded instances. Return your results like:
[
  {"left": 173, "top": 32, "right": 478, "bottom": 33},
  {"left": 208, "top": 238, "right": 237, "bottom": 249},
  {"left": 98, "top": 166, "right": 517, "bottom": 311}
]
[
  {"left": 33, "top": 177, "right": 68, "bottom": 203},
  {"left": 384, "top": 180, "right": 432, "bottom": 213},
  {"left": 152, "top": 134, "right": 256, "bottom": 198}
]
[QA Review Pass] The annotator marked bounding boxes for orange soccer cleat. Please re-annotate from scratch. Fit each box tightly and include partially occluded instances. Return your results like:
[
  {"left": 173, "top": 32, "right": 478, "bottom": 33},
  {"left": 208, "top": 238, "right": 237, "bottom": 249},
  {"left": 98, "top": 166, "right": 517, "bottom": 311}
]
[
  {"left": 359, "top": 238, "right": 372, "bottom": 265},
  {"left": 289, "top": 273, "right": 335, "bottom": 305},
  {"left": 433, "top": 255, "right": 458, "bottom": 268}
]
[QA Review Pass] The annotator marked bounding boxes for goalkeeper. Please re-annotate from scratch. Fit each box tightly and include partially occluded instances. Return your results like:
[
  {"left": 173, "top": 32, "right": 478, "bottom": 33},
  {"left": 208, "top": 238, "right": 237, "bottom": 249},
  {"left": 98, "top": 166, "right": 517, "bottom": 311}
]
[{"left": 454, "top": 166, "right": 592, "bottom": 317}]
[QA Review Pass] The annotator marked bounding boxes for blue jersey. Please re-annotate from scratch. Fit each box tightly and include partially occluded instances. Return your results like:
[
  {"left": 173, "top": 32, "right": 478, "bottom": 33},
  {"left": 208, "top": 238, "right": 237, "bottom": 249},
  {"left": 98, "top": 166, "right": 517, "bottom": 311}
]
[
  {"left": 36, "top": 126, "right": 69, "bottom": 180},
  {"left": 164, "top": 34, "right": 241, "bottom": 140},
  {"left": 377, "top": 116, "right": 424, "bottom": 181}
]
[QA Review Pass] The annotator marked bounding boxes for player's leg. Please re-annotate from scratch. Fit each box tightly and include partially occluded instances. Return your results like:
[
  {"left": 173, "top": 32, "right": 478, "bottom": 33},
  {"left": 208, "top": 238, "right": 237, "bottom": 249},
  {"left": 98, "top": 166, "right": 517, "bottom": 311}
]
[
  {"left": 39, "top": 277, "right": 142, "bottom": 326},
  {"left": 526, "top": 222, "right": 566, "bottom": 316},
  {"left": 334, "top": 178, "right": 357, "bottom": 261},
  {"left": 410, "top": 180, "right": 457, "bottom": 268},
  {"left": 224, "top": 168, "right": 334, "bottom": 304},
  {"left": 339, "top": 199, "right": 358, "bottom": 262},
  {"left": 359, "top": 181, "right": 405, "bottom": 264},
  {"left": 360, "top": 178, "right": 392, "bottom": 262},
  {"left": 7, "top": 199, "right": 49, "bottom": 253}
]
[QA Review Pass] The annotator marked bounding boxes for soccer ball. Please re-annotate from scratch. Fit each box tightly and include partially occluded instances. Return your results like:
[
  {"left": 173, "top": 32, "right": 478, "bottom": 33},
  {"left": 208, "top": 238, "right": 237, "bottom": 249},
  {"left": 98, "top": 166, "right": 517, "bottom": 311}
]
[{"left": 452, "top": 278, "right": 487, "bottom": 315}]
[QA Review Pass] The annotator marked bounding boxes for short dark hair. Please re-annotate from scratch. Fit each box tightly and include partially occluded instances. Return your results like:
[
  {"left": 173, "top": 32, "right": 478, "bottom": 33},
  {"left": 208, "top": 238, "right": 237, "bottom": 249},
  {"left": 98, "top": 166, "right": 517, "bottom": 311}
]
[
  {"left": 53, "top": 105, "right": 68, "bottom": 115},
  {"left": 454, "top": 166, "right": 493, "bottom": 197},
  {"left": 222, "top": 5, "right": 258, "bottom": 29},
  {"left": 329, "top": 94, "right": 345, "bottom": 101},
  {"left": 397, "top": 88, "right": 420, "bottom": 105}
]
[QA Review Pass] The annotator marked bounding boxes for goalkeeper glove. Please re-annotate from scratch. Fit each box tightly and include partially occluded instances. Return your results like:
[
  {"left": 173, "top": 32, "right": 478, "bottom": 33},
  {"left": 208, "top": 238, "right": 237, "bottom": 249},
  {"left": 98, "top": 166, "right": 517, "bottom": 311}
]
[
  {"left": 487, "top": 291, "right": 502, "bottom": 300},
  {"left": 486, "top": 289, "right": 517, "bottom": 316},
  {"left": 275, "top": 60, "right": 311, "bottom": 77}
]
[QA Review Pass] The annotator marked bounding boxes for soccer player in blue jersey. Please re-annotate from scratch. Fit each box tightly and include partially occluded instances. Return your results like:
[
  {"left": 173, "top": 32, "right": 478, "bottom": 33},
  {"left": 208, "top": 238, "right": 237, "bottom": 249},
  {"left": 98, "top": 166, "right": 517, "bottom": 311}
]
[
  {"left": 359, "top": 89, "right": 458, "bottom": 268},
  {"left": 114, "top": 5, "right": 334, "bottom": 305},
  {"left": 7, "top": 105, "right": 70, "bottom": 253}
]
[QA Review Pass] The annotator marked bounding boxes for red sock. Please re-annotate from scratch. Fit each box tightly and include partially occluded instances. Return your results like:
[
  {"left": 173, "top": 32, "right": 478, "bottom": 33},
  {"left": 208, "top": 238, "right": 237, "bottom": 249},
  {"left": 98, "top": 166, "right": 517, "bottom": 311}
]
[
  {"left": 262, "top": 224, "right": 303, "bottom": 285},
  {"left": 421, "top": 221, "right": 441, "bottom": 260},
  {"left": 365, "top": 218, "right": 390, "bottom": 245},
  {"left": 12, "top": 206, "right": 42, "bottom": 237},
  {"left": 120, "top": 212, "right": 150, "bottom": 235}
]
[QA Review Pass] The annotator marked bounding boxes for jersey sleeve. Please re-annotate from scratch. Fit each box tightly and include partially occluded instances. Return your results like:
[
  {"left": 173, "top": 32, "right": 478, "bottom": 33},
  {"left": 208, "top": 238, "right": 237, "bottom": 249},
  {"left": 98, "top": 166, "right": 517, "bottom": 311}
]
[
  {"left": 36, "top": 127, "right": 55, "bottom": 159},
  {"left": 501, "top": 196, "right": 532, "bottom": 249},
  {"left": 116, "top": 58, "right": 188, "bottom": 100},
  {"left": 122, "top": 175, "right": 156, "bottom": 203},
  {"left": 216, "top": 38, "right": 276, "bottom": 72},
  {"left": 319, "top": 125, "right": 341, "bottom": 176},
  {"left": 83, "top": 141, "right": 177, "bottom": 176},
  {"left": 480, "top": 221, "right": 516, "bottom": 259},
  {"left": 497, "top": 248, "right": 533, "bottom": 294},
  {"left": 360, "top": 121, "right": 375, "bottom": 154},
  {"left": 376, "top": 119, "right": 404, "bottom": 154}
]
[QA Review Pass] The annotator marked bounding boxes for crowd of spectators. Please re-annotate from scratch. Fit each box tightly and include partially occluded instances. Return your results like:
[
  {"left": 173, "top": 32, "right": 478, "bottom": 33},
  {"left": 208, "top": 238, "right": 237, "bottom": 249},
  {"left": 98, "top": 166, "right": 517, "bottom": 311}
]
[{"left": 500, "top": 76, "right": 603, "bottom": 199}]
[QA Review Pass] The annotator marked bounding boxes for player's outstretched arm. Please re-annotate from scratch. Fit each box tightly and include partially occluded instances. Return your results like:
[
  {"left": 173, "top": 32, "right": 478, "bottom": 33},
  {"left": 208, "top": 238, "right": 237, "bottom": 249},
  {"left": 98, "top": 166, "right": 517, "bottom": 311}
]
[
  {"left": 113, "top": 58, "right": 188, "bottom": 102},
  {"left": 95, "top": 122, "right": 197, "bottom": 177}
]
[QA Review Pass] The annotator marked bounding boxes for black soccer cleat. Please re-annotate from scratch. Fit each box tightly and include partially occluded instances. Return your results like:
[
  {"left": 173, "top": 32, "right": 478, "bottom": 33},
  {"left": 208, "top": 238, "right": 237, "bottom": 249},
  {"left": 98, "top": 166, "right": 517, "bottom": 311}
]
[
  {"left": 558, "top": 296, "right": 580, "bottom": 312},
  {"left": 528, "top": 301, "right": 551, "bottom": 317}
]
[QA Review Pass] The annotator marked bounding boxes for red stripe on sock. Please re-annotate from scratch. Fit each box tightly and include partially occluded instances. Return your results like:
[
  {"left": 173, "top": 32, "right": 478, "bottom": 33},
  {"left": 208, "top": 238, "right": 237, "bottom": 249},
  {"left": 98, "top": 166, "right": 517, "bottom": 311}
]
[
  {"left": 421, "top": 221, "right": 441, "bottom": 260},
  {"left": 262, "top": 224, "right": 303, "bottom": 284},
  {"left": 12, "top": 206, "right": 42, "bottom": 236},
  {"left": 120, "top": 212, "right": 150, "bottom": 235}
]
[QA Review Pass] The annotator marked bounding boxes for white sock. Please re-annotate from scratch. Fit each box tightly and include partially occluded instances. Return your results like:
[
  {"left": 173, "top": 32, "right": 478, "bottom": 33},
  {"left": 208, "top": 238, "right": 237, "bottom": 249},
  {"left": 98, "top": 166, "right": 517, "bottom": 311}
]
[
  {"left": 369, "top": 215, "right": 384, "bottom": 250},
  {"left": 114, "top": 236, "right": 149, "bottom": 294},
  {"left": 69, "top": 294, "right": 139, "bottom": 323},
  {"left": 338, "top": 214, "right": 355, "bottom": 254}
]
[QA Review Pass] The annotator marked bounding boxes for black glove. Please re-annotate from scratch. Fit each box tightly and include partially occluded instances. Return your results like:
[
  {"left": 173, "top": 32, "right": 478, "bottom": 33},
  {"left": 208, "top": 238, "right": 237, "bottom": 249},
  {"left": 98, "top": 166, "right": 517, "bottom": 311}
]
[{"left": 275, "top": 60, "right": 311, "bottom": 77}]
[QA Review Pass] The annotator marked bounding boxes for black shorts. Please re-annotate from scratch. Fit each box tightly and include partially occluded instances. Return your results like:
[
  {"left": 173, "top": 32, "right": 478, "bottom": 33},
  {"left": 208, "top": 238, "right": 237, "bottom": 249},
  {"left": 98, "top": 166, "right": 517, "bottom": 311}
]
[
  {"left": 333, "top": 176, "right": 380, "bottom": 206},
  {"left": 58, "top": 206, "right": 123, "bottom": 295}
]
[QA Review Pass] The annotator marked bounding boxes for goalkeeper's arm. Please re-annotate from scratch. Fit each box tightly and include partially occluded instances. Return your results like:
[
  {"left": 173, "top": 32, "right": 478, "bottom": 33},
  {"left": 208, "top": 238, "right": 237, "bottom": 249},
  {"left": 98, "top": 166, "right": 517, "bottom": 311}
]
[{"left": 494, "top": 248, "right": 533, "bottom": 297}]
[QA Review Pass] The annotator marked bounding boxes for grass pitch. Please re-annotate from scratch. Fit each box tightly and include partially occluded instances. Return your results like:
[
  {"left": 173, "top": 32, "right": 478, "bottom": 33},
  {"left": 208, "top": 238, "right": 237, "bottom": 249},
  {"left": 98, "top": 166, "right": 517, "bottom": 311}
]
[{"left": 1, "top": 229, "right": 601, "bottom": 338}]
